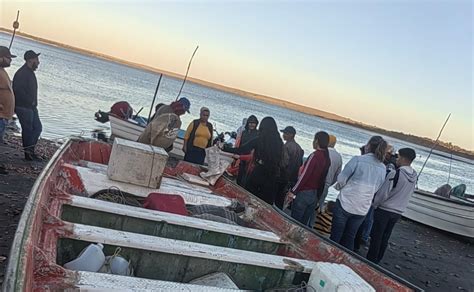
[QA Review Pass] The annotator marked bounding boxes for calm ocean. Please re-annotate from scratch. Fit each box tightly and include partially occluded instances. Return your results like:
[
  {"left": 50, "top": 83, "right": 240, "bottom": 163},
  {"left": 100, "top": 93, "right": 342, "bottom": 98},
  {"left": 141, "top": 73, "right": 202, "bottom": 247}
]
[{"left": 1, "top": 33, "right": 472, "bottom": 196}]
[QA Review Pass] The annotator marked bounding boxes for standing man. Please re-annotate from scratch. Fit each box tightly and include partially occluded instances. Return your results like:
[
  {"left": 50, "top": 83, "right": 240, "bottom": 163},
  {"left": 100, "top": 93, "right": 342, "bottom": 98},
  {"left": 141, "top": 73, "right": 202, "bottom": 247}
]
[
  {"left": 367, "top": 148, "right": 417, "bottom": 263},
  {"left": 0, "top": 46, "right": 16, "bottom": 145},
  {"left": 0, "top": 46, "right": 16, "bottom": 175},
  {"left": 275, "top": 126, "right": 304, "bottom": 209},
  {"left": 13, "top": 50, "right": 42, "bottom": 161}
]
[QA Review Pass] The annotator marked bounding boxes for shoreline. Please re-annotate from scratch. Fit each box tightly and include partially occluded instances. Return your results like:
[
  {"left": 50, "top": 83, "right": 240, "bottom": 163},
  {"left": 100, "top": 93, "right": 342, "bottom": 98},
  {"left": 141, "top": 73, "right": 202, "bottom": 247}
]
[{"left": 1, "top": 28, "right": 472, "bottom": 160}]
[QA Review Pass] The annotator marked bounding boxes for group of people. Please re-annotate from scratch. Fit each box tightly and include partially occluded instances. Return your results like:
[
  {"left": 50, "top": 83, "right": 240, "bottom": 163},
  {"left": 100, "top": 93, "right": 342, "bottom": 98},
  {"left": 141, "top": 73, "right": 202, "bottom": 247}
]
[{"left": 0, "top": 46, "right": 43, "bottom": 161}]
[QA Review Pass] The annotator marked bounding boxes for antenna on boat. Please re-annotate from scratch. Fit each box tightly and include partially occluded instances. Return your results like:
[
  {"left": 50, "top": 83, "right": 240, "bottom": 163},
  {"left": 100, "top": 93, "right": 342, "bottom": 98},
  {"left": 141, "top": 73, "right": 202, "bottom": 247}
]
[
  {"left": 8, "top": 10, "right": 20, "bottom": 50},
  {"left": 417, "top": 113, "right": 451, "bottom": 182},
  {"left": 147, "top": 74, "right": 163, "bottom": 124},
  {"left": 175, "top": 45, "right": 199, "bottom": 101}
]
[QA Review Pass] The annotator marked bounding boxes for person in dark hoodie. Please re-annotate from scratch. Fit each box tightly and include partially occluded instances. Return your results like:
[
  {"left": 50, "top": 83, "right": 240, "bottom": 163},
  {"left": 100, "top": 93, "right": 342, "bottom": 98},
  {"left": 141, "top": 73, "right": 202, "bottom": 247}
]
[
  {"left": 233, "top": 115, "right": 259, "bottom": 186},
  {"left": 367, "top": 148, "right": 417, "bottom": 263}
]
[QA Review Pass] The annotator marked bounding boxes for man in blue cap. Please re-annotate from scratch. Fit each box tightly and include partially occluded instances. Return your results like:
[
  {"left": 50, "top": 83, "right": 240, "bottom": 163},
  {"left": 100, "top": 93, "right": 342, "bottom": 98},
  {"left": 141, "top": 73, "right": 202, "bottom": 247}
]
[
  {"left": 138, "top": 97, "right": 191, "bottom": 151},
  {"left": 13, "top": 50, "right": 42, "bottom": 161}
]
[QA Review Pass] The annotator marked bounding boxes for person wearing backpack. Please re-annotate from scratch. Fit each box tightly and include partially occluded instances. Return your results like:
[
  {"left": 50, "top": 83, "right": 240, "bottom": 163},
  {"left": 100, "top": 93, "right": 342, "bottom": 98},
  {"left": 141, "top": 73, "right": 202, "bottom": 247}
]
[
  {"left": 367, "top": 148, "right": 417, "bottom": 263},
  {"left": 183, "top": 107, "right": 213, "bottom": 165}
]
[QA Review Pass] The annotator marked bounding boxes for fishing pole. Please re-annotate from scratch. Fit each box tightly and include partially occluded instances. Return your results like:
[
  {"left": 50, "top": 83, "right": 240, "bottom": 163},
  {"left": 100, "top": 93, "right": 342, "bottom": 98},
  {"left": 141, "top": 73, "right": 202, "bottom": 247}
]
[
  {"left": 175, "top": 45, "right": 199, "bottom": 101},
  {"left": 8, "top": 10, "right": 20, "bottom": 50},
  {"left": 147, "top": 74, "right": 163, "bottom": 123},
  {"left": 417, "top": 113, "right": 451, "bottom": 181}
]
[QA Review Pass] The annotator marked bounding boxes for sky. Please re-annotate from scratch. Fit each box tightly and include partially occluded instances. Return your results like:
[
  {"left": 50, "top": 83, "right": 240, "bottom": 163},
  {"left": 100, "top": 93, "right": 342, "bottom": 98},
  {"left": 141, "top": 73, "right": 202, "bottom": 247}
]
[{"left": 1, "top": 0, "right": 473, "bottom": 150}]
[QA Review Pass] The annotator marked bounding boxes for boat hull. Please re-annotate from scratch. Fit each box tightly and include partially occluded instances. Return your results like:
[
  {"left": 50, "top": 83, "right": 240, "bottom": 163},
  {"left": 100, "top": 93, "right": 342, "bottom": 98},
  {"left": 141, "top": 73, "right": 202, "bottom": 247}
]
[
  {"left": 3, "top": 138, "right": 420, "bottom": 291},
  {"left": 403, "top": 190, "right": 474, "bottom": 238}
]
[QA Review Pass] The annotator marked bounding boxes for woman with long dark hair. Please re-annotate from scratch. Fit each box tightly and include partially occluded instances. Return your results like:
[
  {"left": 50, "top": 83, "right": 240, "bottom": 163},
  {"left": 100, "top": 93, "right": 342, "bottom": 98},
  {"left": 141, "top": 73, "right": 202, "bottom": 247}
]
[
  {"left": 330, "top": 136, "right": 387, "bottom": 250},
  {"left": 224, "top": 116, "right": 283, "bottom": 204},
  {"left": 288, "top": 131, "right": 331, "bottom": 226}
]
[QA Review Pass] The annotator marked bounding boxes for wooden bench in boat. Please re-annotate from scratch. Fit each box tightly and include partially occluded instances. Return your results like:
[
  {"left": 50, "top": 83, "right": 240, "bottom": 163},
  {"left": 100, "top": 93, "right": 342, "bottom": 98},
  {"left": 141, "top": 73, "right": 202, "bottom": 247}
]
[
  {"left": 61, "top": 195, "right": 282, "bottom": 253},
  {"left": 58, "top": 223, "right": 319, "bottom": 290},
  {"left": 64, "top": 163, "right": 232, "bottom": 207},
  {"left": 75, "top": 271, "right": 247, "bottom": 291}
]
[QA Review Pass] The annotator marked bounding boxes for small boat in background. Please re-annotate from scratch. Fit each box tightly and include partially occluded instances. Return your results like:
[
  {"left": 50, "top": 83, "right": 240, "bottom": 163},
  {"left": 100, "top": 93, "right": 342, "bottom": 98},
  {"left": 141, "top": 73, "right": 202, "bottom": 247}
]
[
  {"left": 3, "top": 138, "right": 420, "bottom": 291},
  {"left": 403, "top": 189, "right": 474, "bottom": 239}
]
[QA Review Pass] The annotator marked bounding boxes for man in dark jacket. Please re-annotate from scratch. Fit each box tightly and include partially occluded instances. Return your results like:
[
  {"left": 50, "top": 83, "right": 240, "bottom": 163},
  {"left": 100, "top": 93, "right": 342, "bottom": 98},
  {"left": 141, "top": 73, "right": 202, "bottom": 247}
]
[
  {"left": 13, "top": 50, "right": 42, "bottom": 161},
  {"left": 367, "top": 148, "right": 417, "bottom": 263},
  {"left": 275, "top": 126, "right": 304, "bottom": 209}
]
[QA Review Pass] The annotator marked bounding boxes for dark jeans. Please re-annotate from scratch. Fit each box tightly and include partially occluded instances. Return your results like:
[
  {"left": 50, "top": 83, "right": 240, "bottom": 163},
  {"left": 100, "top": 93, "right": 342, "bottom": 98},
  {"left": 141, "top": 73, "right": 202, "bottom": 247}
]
[
  {"left": 291, "top": 189, "right": 318, "bottom": 226},
  {"left": 367, "top": 209, "right": 401, "bottom": 263},
  {"left": 183, "top": 145, "right": 206, "bottom": 165},
  {"left": 354, "top": 206, "right": 374, "bottom": 250},
  {"left": 15, "top": 107, "right": 42, "bottom": 155},
  {"left": 330, "top": 200, "right": 366, "bottom": 250}
]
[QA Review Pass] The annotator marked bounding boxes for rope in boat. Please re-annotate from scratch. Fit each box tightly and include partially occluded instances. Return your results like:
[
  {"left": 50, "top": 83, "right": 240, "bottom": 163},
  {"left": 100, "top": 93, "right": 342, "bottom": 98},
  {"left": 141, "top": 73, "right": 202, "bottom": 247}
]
[
  {"left": 265, "top": 281, "right": 316, "bottom": 292},
  {"left": 91, "top": 186, "right": 143, "bottom": 207}
]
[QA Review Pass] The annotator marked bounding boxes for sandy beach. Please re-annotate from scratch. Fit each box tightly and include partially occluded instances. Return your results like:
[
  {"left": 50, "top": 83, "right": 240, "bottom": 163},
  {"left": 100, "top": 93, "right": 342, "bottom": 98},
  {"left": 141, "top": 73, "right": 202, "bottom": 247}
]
[{"left": 0, "top": 132, "right": 472, "bottom": 291}]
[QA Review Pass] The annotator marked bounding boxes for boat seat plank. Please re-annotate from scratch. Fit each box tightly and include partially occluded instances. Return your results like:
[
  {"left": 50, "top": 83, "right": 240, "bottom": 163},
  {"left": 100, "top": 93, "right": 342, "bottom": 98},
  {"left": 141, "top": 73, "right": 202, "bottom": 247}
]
[
  {"left": 68, "top": 223, "right": 317, "bottom": 273},
  {"left": 67, "top": 164, "right": 232, "bottom": 207},
  {"left": 80, "top": 161, "right": 214, "bottom": 194},
  {"left": 76, "top": 271, "right": 246, "bottom": 291},
  {"left": 68, "top": 195, "right": 281, "bottom": 243}
]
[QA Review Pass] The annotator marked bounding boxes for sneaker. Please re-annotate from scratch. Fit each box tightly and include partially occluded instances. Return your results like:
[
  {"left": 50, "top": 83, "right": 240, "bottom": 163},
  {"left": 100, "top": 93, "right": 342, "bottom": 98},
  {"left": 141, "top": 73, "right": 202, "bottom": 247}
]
[{"left": 24, "top": 153, "right": 34, "bottom": 161}]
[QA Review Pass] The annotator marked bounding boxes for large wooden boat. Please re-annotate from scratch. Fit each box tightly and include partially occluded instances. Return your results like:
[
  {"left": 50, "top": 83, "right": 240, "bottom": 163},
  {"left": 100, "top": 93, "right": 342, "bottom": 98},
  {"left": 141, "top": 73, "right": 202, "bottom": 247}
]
[
  {"left": 3, "top": 138, "right": 420, "bottom": 291},
  {"left": 403, "top": 189, "right": 474, "bottom": 238}
]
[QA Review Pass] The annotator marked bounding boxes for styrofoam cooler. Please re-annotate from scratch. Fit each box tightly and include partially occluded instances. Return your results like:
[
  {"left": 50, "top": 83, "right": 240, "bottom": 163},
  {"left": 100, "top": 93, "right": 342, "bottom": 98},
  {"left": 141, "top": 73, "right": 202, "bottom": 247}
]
[
  {"left": 308, "top": 262, "right": 375, "bottom": 292},
  {"left": 107, "top": 138, "right": 169, "bottom": 188}
]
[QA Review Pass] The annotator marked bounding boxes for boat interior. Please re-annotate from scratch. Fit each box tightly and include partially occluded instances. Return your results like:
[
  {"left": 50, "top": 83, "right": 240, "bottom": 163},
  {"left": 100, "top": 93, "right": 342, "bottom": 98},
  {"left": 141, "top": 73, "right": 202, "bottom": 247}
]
[{"left": 4, "top": 139, "right": 418, "bottom": 291}]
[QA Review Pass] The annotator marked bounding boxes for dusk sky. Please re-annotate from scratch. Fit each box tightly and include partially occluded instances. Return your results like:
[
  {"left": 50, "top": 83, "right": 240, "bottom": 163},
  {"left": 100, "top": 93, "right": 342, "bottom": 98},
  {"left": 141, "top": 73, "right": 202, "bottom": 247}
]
[{"left": 1, "top": 0, "right": 472, "bottom": 149}]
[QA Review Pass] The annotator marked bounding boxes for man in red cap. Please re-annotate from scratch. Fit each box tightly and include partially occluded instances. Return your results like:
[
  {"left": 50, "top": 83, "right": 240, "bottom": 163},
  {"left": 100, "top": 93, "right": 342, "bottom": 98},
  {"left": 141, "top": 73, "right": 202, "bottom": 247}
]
[
  {"left": 13, "top": 50, "right": 42, "bottom": 161},
  {"left": 138, "top": 97, "right": 191, "bottom": 151}
]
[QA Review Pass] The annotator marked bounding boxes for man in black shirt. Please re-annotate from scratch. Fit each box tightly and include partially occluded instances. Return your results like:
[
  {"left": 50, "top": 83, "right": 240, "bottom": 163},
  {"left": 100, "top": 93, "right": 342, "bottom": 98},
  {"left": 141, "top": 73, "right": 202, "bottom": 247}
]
[{"left": 13, "top": 50, "right": 42, "bottom": 161}]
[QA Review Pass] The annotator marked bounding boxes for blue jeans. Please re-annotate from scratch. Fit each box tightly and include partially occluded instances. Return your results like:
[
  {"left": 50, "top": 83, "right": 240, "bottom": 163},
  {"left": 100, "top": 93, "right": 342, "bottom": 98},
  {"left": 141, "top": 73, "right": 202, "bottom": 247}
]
[
  {"left": 291, "top": 189, "right": 317, "bottom": 227},
  {"left": 330, "top": 200, "right": 366, "bottom": 250},
  {"left": 15, "top": 107, "right": 42, "bottom": 154},
  {"left": 0, "top": 118, "right": 7, "bottom": 143}
]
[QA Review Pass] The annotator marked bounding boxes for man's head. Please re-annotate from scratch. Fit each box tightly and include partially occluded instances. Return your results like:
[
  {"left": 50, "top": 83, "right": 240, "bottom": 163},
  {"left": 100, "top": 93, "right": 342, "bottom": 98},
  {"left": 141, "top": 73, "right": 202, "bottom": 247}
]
[
  {"left": 171, "top": 97, "right": 191, "bottom": 116},
  {"left": 280, "top": 126, "right": 296, "bottom": 142},
  {"left": 396, "top": 148, "right": 416, "bottom": 167},
  {"left": 328, "top": 135, "right": 337, "bottom": 148},
  {"left": 24, "top": 50, "right": 40, "bottom": 71},
  {"left": 200, "top": 107, "right": 210, "bottom": 122},
  {"left": 313, "top": 131, "right": 329, "bottom": 150},
  {"left": 0, "top": 46, "right": 16, "bottom": 68}
]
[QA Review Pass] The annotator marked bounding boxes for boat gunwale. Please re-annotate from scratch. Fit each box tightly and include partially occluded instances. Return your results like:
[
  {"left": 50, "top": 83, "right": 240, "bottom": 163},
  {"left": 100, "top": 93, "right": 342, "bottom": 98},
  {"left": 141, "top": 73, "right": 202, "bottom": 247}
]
[
  {"left": 2, "top": 139, "right": 71, "bottom": 292},
  {"left": 414, "top": 189, "right": 474, "bottom": 207}
]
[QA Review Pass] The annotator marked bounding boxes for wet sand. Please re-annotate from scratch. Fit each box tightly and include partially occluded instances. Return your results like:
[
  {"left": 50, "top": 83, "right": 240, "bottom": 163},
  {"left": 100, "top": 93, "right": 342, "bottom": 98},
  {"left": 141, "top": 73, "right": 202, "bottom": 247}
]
[{"left": 0, "top": 134, "right": 472, "bottom": 291}]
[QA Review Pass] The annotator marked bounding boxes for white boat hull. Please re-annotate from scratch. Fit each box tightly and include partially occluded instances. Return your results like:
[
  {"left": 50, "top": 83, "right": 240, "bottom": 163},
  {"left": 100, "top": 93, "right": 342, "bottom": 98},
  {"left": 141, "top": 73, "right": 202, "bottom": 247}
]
[{"left": 403, "top": 190, "right": 474, "bottom": 238}]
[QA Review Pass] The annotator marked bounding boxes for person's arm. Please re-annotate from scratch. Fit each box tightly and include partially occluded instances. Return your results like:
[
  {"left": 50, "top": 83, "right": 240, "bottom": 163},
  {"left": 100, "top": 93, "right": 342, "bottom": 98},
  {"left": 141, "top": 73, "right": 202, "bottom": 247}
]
[
  {"left": 182, "top": 122, "right": 194, "bottom": 152},
  {"left": 372, "top": 170, "right": 395, "bottom": 209},
  {"left": 329, "top": 156, "right": 343, "bottom": 186},
  {"left": 334, "top": 156, "right": 358, "bottom": 190},
  {"left": 291, "top": 153, "right": 317, "bottom": 194},
  {"left": 12, "top": 71, "right": 29, "bottom": 105},
  {"left": 223, "top": 136, "right": 257, "bottom": 154}
]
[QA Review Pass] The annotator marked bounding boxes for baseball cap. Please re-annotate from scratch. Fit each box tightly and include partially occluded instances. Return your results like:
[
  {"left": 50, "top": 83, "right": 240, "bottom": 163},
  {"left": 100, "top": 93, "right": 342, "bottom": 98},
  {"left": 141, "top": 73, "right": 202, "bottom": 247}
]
[
  {"left": 280, "top": 126, "right": 296, "bottom": 135},
  {"left": 0, "top": 46, "right": 16, "bottom": 58},
  {"left": 24, "top": 50, "right": 40, "bottom": 60},
  {"left": 177, "top": 97, "right": 191, "bottom": 113}
]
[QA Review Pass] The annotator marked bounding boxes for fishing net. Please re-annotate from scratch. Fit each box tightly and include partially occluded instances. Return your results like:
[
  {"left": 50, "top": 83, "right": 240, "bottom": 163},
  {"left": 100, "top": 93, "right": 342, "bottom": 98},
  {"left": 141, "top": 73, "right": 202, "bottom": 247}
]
[{"left": 91, "top": 187, "right": 143, "bottom": 207}]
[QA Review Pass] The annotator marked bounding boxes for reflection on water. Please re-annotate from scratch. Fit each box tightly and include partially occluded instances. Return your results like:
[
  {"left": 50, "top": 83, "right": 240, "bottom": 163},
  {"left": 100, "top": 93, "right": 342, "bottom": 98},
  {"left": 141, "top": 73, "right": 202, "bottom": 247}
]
[{"left": 2, "top": 33, "right": 472, "bottom": 195}]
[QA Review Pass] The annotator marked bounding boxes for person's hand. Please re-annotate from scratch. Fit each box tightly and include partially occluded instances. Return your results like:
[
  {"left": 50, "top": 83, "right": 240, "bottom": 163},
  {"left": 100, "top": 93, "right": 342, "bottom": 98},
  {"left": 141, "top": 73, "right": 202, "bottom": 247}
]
[
  {"left": 286, "top": 191, "right": 296, "bottom": 202},
  {"left": 232, "top": 154, "right": 240, "bottom": 160}
]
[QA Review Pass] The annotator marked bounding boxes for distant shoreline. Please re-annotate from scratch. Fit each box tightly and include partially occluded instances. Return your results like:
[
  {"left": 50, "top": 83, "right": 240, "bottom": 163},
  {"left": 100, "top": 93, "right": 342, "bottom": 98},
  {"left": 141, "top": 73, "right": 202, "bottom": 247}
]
[{"left": 1, "top": 27, "right": 472, "bottom": 161}]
